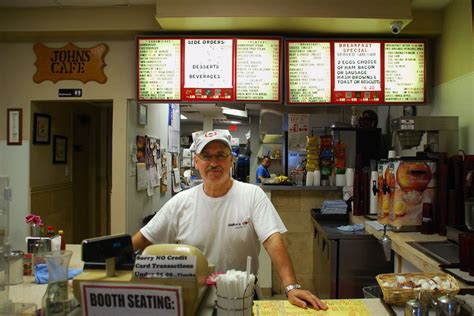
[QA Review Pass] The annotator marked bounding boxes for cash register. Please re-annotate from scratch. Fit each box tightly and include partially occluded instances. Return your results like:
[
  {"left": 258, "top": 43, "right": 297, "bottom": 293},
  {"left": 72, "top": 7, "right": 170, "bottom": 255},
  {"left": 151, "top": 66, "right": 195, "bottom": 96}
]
[{"left": 72, "top": 234, "right": 214, "bottom": 316}]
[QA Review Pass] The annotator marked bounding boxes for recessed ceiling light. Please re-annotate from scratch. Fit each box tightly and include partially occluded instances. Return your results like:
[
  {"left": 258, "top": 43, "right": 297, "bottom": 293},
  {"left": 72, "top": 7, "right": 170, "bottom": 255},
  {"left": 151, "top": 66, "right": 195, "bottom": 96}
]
[{"left": 180, "top": 114, "right": 188, "bottom": 120}]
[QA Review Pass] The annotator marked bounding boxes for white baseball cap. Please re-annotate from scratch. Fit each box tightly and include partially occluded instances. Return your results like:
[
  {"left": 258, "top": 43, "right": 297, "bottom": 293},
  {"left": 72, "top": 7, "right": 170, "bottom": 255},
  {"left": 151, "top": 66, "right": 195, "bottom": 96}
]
[{"left": 191, "top": 130, "right": 232, "bottom": 154}]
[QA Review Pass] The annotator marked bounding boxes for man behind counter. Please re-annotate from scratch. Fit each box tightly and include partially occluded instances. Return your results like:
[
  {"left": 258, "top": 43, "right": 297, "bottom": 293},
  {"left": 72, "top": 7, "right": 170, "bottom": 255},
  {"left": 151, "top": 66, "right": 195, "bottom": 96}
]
[
  {"left": 132, "top": 130, "right": 327, "bottom": 310},
  {"left": 256, "top": 156, "right": 271, "bottom": 184}
]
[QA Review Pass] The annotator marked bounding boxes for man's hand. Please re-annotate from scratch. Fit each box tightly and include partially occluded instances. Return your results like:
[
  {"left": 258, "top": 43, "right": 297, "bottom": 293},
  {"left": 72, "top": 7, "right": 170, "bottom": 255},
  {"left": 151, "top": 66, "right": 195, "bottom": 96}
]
[{"left": 287, "top": 289, "right": 328, "bottom": 310}]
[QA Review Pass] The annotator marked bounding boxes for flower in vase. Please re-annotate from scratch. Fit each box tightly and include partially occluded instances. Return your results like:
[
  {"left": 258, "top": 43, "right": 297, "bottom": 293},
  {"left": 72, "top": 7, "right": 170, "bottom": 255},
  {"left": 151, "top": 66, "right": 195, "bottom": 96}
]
[{"left": 25, "top": 214, "right": 43, "bottom": 226}]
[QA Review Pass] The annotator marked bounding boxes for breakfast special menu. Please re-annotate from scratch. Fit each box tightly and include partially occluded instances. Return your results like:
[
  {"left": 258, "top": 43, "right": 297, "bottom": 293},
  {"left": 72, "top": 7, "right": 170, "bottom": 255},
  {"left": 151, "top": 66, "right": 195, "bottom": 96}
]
[
  {"left": 333, "top": 41, "right": 382, "bottom": 103},
  {"left": 183, "top": 38, "right": 234, "bottom": 101},
  {"left": 287, "top": 41, "right": 331, "bottom": 103},
  {"left": 137, "top": 38, "right": 181, "bottom": 101},
  {"left": 384, "top": 42, "right": 425, "bottom": 103},
  {"left": 236, "top": 38, "right": 280, "bottom": 102}
]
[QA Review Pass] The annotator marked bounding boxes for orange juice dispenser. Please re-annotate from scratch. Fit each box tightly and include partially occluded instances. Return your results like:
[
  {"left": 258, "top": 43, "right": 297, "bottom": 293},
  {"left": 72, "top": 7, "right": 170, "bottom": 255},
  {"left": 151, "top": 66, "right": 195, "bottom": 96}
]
[{"left": 387, "top": 158, "right": 437, "bottom": 230}]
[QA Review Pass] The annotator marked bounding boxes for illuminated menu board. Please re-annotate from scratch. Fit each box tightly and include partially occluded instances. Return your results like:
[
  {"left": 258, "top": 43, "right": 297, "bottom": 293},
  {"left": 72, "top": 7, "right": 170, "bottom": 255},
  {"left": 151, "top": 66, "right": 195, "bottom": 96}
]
[
  {"left": 287, "top": 41, "right": 331, "bottom": 103},
  {"left": 384, "top": 42, "right": 425, "bottom": 103},
  {"left": 333, "top": 42, "right": 382, "bottom": 103},
  {"left": 236, "top": 39, "right": 280, "bottom": 101},
  {"left": 183, "top": 38, "right": 234, "bottom": 101},
  {"left": 137, "top": 38, "right": 181, "bottom": 101}
]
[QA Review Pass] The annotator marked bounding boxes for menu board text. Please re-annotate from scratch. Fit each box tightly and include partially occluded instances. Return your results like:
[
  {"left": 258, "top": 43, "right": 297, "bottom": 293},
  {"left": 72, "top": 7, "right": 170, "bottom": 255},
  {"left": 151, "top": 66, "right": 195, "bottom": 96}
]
[
  {"left": 287, "top": 41, "right": 331, "bottom": 103},
  {"left": 138, "top": 39, "right": 181, "bottom": 101},
  {"left": 236, "top": 39, "right": 280, "bottom": 101},
  {"left": 385, "top": 42, "right": 425, "bottom": 102}
]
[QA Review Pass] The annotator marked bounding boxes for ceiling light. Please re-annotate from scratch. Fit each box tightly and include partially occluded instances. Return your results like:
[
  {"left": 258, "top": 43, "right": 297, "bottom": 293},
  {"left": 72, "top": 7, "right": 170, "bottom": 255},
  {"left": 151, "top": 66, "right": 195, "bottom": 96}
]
[
  {"left": 222, "top": 108, "right": 247, "bottom": 118},
  {"left": 180, "top": 114, "right": 188, "bottom": 120},
  {"left": 230, "top": 121, "right": 241, "bottom": 125}
]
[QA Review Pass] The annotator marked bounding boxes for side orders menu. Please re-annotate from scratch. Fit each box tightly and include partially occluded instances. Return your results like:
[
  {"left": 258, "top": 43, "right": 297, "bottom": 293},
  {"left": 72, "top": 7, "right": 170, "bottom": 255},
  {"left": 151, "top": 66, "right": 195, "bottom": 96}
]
[
  {"left": 137, "top": 37, "right": 281, "bottom": 102},
  {"left": 286, "top": 40, "right": 426, "bottom": 104}
]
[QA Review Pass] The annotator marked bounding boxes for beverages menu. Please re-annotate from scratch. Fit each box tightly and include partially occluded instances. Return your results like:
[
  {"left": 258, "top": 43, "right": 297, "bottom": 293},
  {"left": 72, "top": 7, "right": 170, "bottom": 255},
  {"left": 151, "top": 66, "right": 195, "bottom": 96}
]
[
  {"left": 183, "top": 38, "right": 234, "bottom": 101},
  {"left": 384, "top": 42, "right": 425, "bottom": 103},
  {"left": 333, "top": 41, "right": 382, "bottom": 103},
  {"left": 137, "top": 38, "right": 181, "bottom": 101},
  {"left": 236, "top": 39, "right": 280, "bottom": 101},
  {"left": 287, "top": 41, "right": 331, "bottom": 103}
]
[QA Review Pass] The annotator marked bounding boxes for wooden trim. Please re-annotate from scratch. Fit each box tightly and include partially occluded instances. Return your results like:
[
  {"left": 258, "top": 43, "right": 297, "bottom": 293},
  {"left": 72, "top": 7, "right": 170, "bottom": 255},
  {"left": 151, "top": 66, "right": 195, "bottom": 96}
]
[{"left": 30, "top": 182, "right": 72, "bottom": 194}]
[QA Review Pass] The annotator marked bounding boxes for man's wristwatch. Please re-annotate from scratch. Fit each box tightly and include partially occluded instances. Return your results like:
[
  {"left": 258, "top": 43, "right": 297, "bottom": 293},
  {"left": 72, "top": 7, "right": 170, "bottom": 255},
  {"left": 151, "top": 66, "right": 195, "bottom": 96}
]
[{"left": 284, "top": 284, "right": 302, "bottom": 297}]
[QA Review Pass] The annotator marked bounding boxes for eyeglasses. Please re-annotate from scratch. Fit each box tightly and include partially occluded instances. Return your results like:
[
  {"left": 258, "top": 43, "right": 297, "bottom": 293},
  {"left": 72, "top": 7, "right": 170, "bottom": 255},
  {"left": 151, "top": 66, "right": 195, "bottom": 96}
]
[{"left": 198, "top": 153, "right": 231, "bottom": 162}]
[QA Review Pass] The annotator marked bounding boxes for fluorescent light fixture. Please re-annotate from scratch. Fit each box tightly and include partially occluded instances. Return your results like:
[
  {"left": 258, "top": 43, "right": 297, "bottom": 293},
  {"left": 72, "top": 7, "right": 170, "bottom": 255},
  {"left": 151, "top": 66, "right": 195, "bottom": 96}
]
[
  {"left": 180, "top": 114, "right": 188, "bottom": 120},
  {"left": 230, "top": 121, "right": 241, "bottom": 125},
  {"left": 222, "top": 107, "right": 247, "bottom": 118}
]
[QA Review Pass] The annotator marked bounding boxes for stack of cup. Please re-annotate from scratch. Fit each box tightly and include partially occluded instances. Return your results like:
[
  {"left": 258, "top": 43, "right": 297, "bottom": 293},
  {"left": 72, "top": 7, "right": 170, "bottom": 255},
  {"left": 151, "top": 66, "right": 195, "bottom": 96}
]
[
  {"left": 305, "top": 171, "right": 314, "bottom": 186},
  {"left": 336, "top": 174, "right": 346, "bottom": 187},
  {"left": 345, "top": 168, "right": 355, "bottom": 187},
  {"left": 313, "top": 170, "right": 321, "bottom": 186}
]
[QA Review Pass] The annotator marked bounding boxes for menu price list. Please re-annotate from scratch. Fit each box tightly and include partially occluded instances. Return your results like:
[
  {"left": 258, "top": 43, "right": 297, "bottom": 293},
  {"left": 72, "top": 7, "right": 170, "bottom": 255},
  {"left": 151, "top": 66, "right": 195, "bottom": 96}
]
[
  {"left": 334, "top": 42, "right": 382, "bottom": 103},
  {"left": 287, "top": 41, "right": 331, "bottom": 103},
  {"left": 236, "top": 39, "right": 280, "bottom": 101},
  {"left": 138, "top": 39, "right": 181, "bottom": 100},
  {"left": 385, "top": 42, "right": 425, "bottom": 102}
]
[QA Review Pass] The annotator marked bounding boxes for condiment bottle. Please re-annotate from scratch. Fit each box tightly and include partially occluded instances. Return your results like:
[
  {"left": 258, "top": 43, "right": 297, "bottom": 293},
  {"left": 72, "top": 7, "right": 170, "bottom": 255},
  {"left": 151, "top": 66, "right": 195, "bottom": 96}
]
[
  {"left": 46, "top": 226, "right": 55, "bottom": 238},
  {"left": 58, "top": 230, "right": 66, "bottom": 251}
]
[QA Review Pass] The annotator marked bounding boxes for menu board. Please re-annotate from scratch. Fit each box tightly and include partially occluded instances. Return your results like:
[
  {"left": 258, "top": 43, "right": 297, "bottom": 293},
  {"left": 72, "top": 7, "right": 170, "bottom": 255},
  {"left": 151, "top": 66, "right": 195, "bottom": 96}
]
[
  {"left": 287, "top": 41, "right": 331, "bottom": 103},
  {"left": 384, "top": 42, "right": 425, "bottom": 103},
  {"left": 137, "top": 38, "right": 181, "bottom": 101},
  {"left": 183, "top": 38, "right": 234, "bottom": 101},
  {"left": 333, "top": 41, "right": 382, "bottom": 103},
  {"left": 236, "top": 39, "right": 280, "bottom": 101}
]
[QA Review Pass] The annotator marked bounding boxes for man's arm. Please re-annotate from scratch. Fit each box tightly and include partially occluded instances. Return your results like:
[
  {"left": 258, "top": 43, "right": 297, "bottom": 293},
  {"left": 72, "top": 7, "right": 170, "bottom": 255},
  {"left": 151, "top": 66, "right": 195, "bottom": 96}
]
[
  {"left": 263, "top": 232, "right": 328, "bottom": 310},
  {"left": 132, "top": 231, "right": 152, "bottom": 251}
]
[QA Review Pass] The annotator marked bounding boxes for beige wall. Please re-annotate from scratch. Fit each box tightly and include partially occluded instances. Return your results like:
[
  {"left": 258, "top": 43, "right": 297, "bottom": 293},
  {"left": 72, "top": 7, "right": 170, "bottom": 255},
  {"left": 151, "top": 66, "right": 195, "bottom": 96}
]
[
  {"left": 0, "top": 40, "right": 134, "bottom": 249},
  {"left": 431, "top": 0, "right": 474, "bottom": 153}
]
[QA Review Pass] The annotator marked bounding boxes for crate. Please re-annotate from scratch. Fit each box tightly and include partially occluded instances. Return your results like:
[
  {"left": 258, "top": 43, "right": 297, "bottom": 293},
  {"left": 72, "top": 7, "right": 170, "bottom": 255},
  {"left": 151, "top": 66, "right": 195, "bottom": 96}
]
[{"left": 376, "top": 272, "right": 459, "bottom": 306}]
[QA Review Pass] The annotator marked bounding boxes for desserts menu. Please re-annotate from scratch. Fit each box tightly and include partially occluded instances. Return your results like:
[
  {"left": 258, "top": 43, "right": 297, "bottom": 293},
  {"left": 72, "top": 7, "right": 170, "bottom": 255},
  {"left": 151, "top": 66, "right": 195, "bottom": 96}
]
[
  {"left": 384, "top": 42, "right": 425, "bottom": 103},
  {"left": 138, "top": 38, "right": 181, "bottom": 101},
  {"left": 287, "top": 41, "right": 331, "bottom": 103},
  {"left": 236, "top": 39, "right": 280, "bottom": 101},
  {"left": 183, "top": 38, "right": 234, "bottom": 100}
]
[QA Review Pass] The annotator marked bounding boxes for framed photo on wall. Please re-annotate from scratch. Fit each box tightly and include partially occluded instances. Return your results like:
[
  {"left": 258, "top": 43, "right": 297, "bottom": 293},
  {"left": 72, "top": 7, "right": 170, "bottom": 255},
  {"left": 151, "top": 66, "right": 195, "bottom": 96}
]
[
  {"left": 33, "top": 113, "right": 51, "bottom": 144},
  {"left": 137, "top": 103, "right": 147, "bottom": 126},
  {"left": 7, "top": 108, "right": 22, "bottom": 145},
  {"left": 53, "top": 135, "right": 67, "bottom": 164}
]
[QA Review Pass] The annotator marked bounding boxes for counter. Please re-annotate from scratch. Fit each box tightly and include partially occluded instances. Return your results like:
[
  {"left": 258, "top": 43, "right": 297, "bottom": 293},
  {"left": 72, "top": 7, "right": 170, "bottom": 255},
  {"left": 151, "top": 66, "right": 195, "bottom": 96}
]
[
  {"left": 351, "top": 215, "right": 473, "bottom": 289},
  {"left": 263, "top": 186, "right": 342, "bottom": 294}
]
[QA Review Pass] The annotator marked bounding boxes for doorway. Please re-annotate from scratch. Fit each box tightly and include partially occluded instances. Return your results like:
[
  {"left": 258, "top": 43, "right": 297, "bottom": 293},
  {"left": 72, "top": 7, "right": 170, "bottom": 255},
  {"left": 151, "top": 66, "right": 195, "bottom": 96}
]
[{"left": 29, "top": 100, "right": 112, "bottom": 244}]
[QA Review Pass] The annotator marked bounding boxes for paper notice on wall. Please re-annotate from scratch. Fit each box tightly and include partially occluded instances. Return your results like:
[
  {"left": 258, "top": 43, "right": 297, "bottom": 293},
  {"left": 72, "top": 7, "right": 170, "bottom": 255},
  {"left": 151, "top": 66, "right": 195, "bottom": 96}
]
[
  {"left": 149, "top": 167, "right": 160, "bottom": 188},
  {"left": 136, "top": 163, "right": 147, "bottom": 191},
  {"left": 288, "top": 114, "right": 309, "bottom": 151}
]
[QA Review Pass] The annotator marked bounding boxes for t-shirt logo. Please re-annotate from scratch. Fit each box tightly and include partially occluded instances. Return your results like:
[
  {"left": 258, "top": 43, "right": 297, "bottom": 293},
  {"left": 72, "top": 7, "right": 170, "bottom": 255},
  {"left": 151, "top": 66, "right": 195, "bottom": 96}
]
[{"left": 227, "top": 220, "right": 250, "bottom": 229}]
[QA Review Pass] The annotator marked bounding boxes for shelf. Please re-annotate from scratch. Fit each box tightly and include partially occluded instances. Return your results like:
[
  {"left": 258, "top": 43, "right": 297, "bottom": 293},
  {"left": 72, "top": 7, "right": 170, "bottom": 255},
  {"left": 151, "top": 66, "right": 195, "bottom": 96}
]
[{"left": 258, "top": 156, "right": 281, "bottom": 160}]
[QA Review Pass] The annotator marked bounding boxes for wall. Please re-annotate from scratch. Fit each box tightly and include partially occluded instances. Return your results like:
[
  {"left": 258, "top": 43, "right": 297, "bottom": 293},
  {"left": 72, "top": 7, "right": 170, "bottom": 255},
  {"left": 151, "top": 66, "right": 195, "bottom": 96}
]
[
  {"left": 430, "top": 0, "right": 473, "bottom": 153},
  {"left": 126, "top": 101, "right": 173, "bottom": 235},
  {"left": 0, "top": 40, "right": 134, "bottom": 249}
]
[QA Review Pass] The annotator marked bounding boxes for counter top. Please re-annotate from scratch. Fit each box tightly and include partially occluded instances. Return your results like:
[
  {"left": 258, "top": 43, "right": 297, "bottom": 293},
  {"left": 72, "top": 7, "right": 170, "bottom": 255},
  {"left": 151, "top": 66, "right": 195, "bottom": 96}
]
[
  {"left": 260, "top": 184, "right": 341, "bottom": 191},
  {"left": 350, "top": 216, "right": 472, "bottom": 288}
]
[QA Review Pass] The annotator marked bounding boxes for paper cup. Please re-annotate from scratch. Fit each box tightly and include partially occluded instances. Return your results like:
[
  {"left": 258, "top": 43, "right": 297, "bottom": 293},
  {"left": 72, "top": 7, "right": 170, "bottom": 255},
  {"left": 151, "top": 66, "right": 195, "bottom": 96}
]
[
  {"left": 313, "top": 170, "right": 321, "bottom": 186},
  {"left": 336, "top": 174, "right": 346, "bottom": 187},
  {"left": 345, "top": 168, "right": 354, "bottom": 187}
]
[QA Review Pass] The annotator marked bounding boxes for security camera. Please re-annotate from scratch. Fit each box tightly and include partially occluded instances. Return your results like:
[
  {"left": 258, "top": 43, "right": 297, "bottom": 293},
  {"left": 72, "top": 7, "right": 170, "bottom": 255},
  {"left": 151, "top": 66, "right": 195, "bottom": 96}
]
[{"left": 390, "top": 21, "right": 403, "bottom": 35}]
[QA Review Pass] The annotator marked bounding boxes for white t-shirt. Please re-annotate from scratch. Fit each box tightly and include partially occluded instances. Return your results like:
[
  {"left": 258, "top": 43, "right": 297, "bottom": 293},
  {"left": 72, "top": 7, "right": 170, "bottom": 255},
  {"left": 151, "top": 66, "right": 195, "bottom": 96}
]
[{"left": 140, "top": 180, "right": 287, "bottom": 273}]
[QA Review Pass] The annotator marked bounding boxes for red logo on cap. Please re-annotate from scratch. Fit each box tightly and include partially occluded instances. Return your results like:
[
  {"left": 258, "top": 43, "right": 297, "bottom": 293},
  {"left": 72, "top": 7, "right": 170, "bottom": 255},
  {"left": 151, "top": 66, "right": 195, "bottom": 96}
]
[{"left": 205, "top": 131, "right": 217, "bottom": 138}]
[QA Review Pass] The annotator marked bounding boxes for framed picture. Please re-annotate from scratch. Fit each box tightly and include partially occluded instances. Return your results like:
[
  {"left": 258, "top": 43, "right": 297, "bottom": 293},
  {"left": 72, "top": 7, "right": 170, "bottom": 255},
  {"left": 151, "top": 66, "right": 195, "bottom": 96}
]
[
  {"left": 33, "top": 113, "right": 51, "bottom": 144},
  {"left": 137, "top": 103, "right": 147, "bottom": 126},
  {"left": 7, "top": 108, "right": 22, "bottom": 145},
  {"left": 52, "top": 135, "right": 67, "bottom": 164}
]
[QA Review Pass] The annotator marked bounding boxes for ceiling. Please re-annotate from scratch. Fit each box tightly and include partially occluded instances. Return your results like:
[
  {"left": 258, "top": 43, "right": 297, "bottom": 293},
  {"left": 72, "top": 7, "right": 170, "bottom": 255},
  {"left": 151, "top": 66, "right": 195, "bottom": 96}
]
[{"left": 0, "top": 0, "right": 451, "bottom": 9}]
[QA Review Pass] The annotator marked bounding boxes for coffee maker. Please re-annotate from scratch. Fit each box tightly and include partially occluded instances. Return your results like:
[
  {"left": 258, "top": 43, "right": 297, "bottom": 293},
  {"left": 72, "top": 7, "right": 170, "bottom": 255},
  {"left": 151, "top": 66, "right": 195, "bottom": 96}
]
[{"left": 390, "top": 116, "right": 458, "bottom": 157}]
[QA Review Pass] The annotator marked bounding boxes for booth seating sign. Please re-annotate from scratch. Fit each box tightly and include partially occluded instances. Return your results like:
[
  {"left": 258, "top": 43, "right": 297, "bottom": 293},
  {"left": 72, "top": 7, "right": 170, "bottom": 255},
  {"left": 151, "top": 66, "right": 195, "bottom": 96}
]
[
  {"left": 81, "top": 282, "right": 183, "bottom": 316},
  {"left": 33, "top": 43, "right": 108, "bottom": 83},
  {"left": 133, "top": 255, "right": 197, "bottom": 278}
]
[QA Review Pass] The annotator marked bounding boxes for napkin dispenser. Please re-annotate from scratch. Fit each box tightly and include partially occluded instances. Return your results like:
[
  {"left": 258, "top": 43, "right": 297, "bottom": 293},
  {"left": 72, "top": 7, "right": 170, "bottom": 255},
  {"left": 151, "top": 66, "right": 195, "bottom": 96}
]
[{"left": 73, "top": 237, "right": 213, "bottom": 316}]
